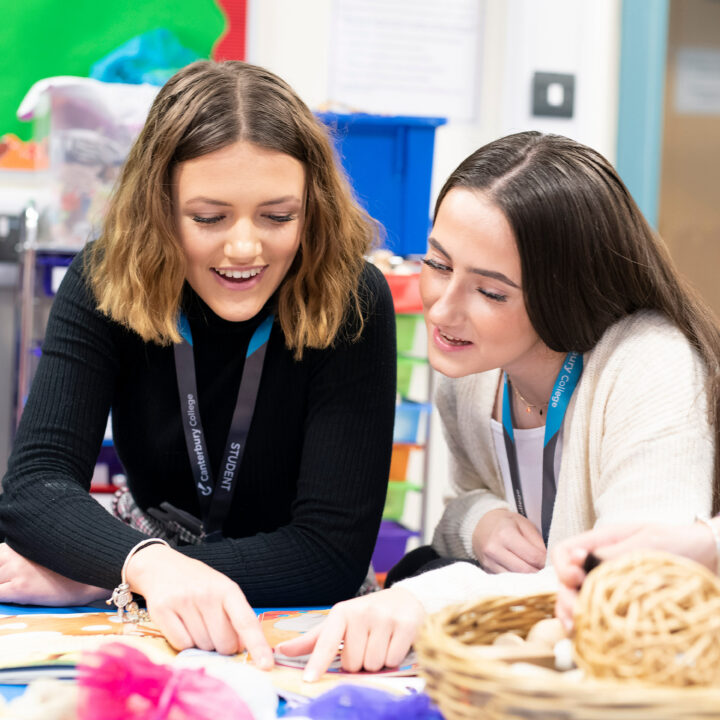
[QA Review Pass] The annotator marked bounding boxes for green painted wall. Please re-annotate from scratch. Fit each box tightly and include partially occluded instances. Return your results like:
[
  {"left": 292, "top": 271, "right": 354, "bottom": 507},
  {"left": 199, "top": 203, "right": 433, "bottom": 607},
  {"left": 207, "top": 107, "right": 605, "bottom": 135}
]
[{"left": 0, "top": 0, "right": 225, "bottom": 140}]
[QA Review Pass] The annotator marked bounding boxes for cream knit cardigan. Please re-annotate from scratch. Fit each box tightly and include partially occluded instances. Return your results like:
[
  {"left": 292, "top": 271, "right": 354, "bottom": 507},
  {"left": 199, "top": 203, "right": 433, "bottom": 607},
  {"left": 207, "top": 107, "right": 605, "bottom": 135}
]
[{"left": 396, "top": 311, "right": 714, "bottom": 613}]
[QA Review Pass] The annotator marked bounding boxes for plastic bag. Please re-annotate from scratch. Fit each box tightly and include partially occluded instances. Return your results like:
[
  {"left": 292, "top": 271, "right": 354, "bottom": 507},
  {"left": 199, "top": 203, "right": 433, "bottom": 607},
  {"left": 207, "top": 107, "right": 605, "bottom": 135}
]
[{"left": 90, "top": 28, "right": 201, "bottom": 86}]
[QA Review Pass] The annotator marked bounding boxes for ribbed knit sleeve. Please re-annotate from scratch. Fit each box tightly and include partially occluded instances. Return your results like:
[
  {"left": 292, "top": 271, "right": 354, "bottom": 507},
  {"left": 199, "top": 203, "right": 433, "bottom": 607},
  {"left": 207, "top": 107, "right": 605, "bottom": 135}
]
[
  {"left": 395, "top": 563, "right": 558, "bottom": 615},
  {"left": 0, "top": 253, "right": 150, "bottom": 588},
  {"left": 550, "top": 310, "right": 714, "bottom": 545},
  {"left": 431, "top": 370, "right": 509, "bottom": 560}
]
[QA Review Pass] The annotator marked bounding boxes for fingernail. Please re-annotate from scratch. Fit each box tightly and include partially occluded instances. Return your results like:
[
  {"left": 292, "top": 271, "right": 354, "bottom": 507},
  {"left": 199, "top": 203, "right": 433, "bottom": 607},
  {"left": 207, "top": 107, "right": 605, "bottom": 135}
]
[
  {"left": 259, "top": 655, "right": 272, "bottom": 670},
  {"left": 303, "top": 670, "right": 316, "bottom": 683}
]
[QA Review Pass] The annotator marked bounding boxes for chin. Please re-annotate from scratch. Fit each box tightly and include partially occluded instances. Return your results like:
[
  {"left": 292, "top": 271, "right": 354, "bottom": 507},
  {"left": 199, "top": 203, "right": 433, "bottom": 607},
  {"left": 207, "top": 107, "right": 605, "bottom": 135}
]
[
  {"left": 210, "top": 301, "right": 264, "bottom": 323},
  {"left": 428, "top": 353, "right": 482, "bottom": 379}
]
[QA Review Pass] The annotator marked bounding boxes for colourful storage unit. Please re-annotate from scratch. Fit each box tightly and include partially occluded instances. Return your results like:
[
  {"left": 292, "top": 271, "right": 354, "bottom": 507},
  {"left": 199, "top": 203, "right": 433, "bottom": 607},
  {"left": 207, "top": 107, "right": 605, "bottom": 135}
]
[
  {"left": 380, "top": 271, "right": 432, "bottom": 546},
  {"left": 316, "top": 113, "right": 446, "bottom": 256}
]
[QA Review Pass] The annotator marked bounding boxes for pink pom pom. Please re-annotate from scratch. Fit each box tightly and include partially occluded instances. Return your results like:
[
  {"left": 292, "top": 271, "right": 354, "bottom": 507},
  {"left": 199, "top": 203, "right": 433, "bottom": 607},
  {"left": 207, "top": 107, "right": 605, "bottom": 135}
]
[{"left": 77, "top": 643, "right": 255, "bottom": 720}]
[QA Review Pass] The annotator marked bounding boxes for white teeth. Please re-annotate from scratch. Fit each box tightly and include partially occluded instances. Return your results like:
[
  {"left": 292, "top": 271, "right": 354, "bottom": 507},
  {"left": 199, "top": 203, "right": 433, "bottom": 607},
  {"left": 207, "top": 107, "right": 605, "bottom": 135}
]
[
  {"left": 216, "top": 267, "right": 262, "bottom": 279},
  {"left": 441, "top": 331, "right": 467, "bottom": 343}
]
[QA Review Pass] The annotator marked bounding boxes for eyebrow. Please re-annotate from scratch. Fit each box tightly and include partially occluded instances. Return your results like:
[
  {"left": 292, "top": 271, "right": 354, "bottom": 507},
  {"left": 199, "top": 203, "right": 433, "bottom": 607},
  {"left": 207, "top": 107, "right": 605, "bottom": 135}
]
[
  {"left": 428, "top": 237, "right": 520, "bottom": 288},
  {"left": 184, "top": 196, "right": 232, "bottom": 207},
  {"left": 258, "top": 195, "right": 303, "bottom": 208},
  {"left": 183, "top": 195, "right": 302, "bottom": 208}
]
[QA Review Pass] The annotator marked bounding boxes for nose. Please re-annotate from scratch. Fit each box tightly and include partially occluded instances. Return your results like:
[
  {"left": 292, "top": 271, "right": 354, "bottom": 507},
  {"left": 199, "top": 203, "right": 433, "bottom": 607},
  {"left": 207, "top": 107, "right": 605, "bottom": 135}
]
[
  {"left": 224, "top": 222, "right": 262, "bottom": 263},
  {"left": 426, "top": 278, "right": 465, "bottom": 328}
]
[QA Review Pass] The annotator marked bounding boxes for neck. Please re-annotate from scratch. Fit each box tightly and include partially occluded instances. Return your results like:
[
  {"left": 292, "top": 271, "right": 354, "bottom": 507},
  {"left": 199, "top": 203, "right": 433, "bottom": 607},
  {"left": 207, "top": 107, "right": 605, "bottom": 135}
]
[{"left": 505, "top": 349, "right": 567, "bottom": 416}]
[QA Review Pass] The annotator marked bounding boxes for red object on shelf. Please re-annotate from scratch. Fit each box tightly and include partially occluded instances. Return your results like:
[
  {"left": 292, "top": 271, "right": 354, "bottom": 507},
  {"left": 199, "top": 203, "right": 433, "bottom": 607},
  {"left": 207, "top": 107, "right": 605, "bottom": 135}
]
[{"left": 385, "top": 273, "right": 423, "bottom": 314}]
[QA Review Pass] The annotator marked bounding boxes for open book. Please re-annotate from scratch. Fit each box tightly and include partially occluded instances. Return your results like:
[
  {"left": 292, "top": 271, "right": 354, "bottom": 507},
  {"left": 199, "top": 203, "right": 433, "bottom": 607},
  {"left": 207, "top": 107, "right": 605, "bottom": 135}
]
[{"left": 0, "top": 608, "right": 419, "bottom": 700}]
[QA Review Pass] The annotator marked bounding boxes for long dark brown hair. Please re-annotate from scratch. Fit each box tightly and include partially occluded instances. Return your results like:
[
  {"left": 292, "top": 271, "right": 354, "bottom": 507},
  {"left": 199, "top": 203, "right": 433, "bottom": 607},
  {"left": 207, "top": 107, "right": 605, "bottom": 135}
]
[
  {"left": 88, "top": 60, "right": 376, "bottom": 357},
  {"left": 436, "top": 131, "right": 720, "bottom": 513}
]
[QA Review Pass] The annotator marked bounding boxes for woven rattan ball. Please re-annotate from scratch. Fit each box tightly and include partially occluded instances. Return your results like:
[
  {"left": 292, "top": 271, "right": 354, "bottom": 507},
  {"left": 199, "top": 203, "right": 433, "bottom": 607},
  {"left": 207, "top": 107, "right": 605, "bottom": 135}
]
[{"left": 573, "top": 550, "right": 720, "bottom": 686}]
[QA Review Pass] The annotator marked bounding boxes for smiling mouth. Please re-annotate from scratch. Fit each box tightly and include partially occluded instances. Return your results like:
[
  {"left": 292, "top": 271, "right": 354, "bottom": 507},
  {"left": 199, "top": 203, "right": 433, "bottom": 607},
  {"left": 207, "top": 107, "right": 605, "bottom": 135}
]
[
  {"left": 213, "top": 266, "right": 265, "bottom": 282},
  {"left": 439, "top": 329, "right": 471, "bottom": 346}
]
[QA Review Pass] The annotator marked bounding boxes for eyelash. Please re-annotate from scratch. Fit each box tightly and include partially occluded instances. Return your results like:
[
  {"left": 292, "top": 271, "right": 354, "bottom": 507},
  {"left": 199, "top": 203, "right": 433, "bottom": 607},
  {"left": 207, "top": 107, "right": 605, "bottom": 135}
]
[
  {"left": 191, "top": 214, "right": 296, "bottom": 225},
  {"left": 422, "top": 257, "right": 508, "bottom": 303},
  {"left": 193, "top": 215, "right": 224, "bottom": 225},
  {"left": 422, "top": 257, "right": 449, "bottom": 272},
  {"left": 480, "top": 289, "right": 508, "bottom": 303}
]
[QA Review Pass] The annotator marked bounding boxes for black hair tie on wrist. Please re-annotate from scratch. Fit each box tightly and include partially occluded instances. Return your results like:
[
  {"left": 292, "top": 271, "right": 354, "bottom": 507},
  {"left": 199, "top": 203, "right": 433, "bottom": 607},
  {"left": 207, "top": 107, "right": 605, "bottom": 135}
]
[{"left": 583, "top": 551, "right": 602, "bottom": 575}]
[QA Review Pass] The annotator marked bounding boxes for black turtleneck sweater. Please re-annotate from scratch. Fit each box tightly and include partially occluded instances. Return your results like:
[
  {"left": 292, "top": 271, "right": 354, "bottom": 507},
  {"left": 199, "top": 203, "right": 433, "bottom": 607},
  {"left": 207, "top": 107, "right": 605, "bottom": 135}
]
[{"left": 0, "top": 251, "right": 396, "bottom": 606}]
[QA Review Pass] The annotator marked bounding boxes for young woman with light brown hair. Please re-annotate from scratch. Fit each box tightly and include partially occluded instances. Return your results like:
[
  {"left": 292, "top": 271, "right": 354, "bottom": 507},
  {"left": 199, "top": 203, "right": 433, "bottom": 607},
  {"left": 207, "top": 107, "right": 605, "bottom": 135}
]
[{"left": 0, "top": 60, "right": 397, "bottom": 663}]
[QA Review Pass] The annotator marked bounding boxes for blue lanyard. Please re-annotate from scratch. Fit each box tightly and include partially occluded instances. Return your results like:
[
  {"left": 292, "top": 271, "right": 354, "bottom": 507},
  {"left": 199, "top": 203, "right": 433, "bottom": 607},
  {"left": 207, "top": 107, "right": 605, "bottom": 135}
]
[
  {"left": 501, "top": 352, "right": 583, "bottom": 545},
  {"left": 173, "top": 312, "right": 274, "bottom": 541}
]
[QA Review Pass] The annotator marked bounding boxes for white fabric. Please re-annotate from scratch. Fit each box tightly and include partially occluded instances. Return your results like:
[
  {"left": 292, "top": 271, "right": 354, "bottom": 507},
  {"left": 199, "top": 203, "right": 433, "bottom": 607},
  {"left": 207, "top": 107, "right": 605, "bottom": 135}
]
[
  {"left": 395, "top": 311, "right": 714, "bottom": 613},
  {"left": 490, "top": 419, "right": 563, "bottom": 536},
  {"left": 399, "top": 563, "right": 560, "bottom": 616}
]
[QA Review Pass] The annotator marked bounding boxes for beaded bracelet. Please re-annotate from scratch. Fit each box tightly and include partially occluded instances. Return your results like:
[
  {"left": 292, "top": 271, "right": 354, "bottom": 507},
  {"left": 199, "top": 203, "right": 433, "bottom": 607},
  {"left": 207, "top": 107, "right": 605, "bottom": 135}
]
[
  {"left": 696, "top": 517, "right": 720, "bottom": 575},
  {"left": 107, "top": 538, "right": 170, "bottom": 623}
]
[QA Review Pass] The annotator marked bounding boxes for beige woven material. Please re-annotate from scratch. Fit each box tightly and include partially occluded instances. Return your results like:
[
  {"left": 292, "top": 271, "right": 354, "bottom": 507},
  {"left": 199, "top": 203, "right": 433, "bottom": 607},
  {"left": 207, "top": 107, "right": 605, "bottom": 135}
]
[
  {"left": 416, "top": 590, "right": 720, "bottom": 720},
  {"left": 574, "top": 550, "right": 720, "bottom": 686}
]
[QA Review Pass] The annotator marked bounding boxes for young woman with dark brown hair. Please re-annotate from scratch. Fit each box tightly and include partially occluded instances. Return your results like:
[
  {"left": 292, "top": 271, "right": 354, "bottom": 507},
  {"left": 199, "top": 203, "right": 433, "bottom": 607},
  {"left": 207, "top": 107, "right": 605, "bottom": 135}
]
[
  {"left": 279, "top": 131, "right": 720, "bottom": 679},
  {"left": 0, "top": 60, "right": 397, "bottom": 662}
]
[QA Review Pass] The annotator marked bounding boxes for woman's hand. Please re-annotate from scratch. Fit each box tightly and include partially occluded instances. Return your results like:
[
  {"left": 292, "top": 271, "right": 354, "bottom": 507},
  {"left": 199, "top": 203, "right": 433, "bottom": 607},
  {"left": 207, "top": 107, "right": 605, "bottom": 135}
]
[
  {"left": 125, "top": 544, "right": 273, "bottom": 666},
  {"left": 472, "top": 508, "right": 546, "bottom": 573},
  {"left": 0, "top": 543, "right": 108, "bottom": 606},
  {"left": 552, "top": 522, "right": 718, "bottom": 630},
  {"left": 275, "top": 587, "right": 425, "bottom": 682}
]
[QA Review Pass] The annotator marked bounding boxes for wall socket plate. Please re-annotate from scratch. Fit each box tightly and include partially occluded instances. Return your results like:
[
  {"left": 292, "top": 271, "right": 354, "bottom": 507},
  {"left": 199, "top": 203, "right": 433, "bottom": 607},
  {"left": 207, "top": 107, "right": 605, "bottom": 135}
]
[{"left": 532, "top": 72, "right": 575, "bottom": 118}]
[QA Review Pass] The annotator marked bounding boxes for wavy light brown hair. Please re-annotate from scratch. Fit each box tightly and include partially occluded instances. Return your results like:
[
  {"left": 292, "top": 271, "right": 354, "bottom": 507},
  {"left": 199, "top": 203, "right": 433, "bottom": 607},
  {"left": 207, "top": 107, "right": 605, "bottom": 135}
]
[
  {"left": 436, "top": 131, "right": 720, "bottom": 513},
  {"left": 87, "top": 60, "right": 376, "bottom": 357}
]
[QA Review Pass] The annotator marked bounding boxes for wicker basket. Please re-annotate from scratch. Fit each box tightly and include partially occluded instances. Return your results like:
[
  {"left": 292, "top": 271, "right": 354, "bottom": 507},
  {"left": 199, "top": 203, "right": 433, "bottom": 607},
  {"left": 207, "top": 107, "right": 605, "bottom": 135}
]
[{"left": 415, "top": 592, "right": 720, "bottom": 720}]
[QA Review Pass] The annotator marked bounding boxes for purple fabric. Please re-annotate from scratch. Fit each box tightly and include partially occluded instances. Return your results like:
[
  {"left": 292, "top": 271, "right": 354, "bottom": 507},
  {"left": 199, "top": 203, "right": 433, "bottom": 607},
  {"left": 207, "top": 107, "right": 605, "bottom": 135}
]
[{"left": 285, "top": 685, "right": 444, "bottom": 720}]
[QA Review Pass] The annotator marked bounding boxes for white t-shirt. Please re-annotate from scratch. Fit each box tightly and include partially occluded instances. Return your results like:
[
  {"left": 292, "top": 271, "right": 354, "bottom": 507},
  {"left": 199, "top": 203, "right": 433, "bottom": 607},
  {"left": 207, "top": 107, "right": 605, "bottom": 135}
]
[{"left": 490, "top": 419, "right": 563, "bottom": 536}]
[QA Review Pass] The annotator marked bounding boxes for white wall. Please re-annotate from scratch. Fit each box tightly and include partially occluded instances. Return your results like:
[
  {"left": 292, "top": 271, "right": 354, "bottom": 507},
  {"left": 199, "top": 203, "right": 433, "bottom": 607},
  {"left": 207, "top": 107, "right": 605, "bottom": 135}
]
[
  {"left": 247, "top": 0, "right": 621, "bottom": 186},
  {"left": 247, "top": 0, "right": 622, "bottom": 542},
  {"left": 501, "top": 0, "right": 620, "bottom": 160},
  {"left": 247, "top": 0, "right": 334, "bottom": 109}
]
